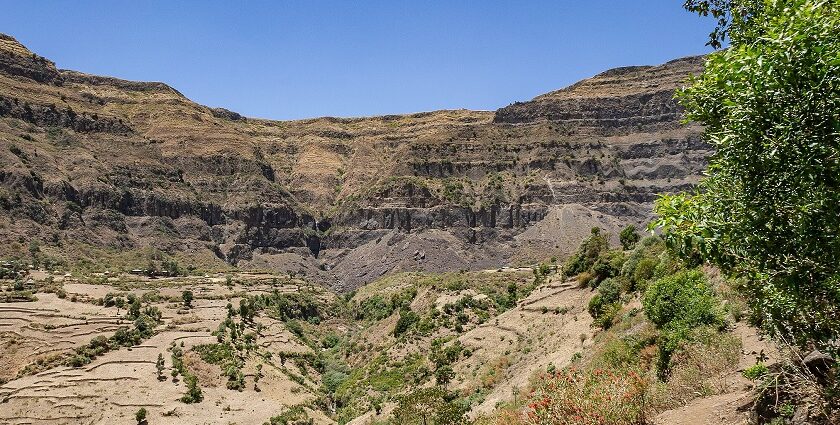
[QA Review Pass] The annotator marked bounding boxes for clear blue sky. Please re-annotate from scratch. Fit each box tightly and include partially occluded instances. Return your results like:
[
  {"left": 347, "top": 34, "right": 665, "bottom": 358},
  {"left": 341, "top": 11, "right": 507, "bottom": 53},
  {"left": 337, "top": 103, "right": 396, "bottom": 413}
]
[{"left": 1, "top": 1, "right": 716, "bottom": 120}]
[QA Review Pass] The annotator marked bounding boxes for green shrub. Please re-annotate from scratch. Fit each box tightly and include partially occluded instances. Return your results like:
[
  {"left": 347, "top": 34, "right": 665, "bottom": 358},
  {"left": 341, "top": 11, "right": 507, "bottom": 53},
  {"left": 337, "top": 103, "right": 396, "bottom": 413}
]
[
  {"left": 321, "top": 333, "right": 340, "bottom": 349},
  {"left": 392, "top": 387, "right": 467, "bottom": 425},
  {"left": 620, "top": 225, "right": 641, "bottom": 250},
  {"left": 620, "top": 236, "right": 664, "bottom": 287},
  {"left": 587, "top": 278, "right": 622, "bottom": 326},
  {"left": 181, "top": 373, "right": 203, "bottom": 403},
  {"left": 592, "top": 302, "right": 621, "bottom": 330},
  {"left": 564, "top": 228, "right": 609, "bottom": 276},
  {"left": 743, "top": 363, "right": 769, "bottom": 381},
  {"left": 194, "top": 343, "right": 235, "bottom": 365},
  {"left": 393, "top": 309, "right": 419, "bottom": 337},
  {"left": 265, "top": 405, "right": 312, "bottom": 425},
  {"left": 135, "top": 407, "right": 147, "bottom": 424},
  {"left": 643, "top": 269, "right": 724, "bottom": 330},
  {"left": 643, "top": 269, "right": 726, "bottom": 376},
  {"left": 591, "top": 250, "right": 625, "bottom": 284}
]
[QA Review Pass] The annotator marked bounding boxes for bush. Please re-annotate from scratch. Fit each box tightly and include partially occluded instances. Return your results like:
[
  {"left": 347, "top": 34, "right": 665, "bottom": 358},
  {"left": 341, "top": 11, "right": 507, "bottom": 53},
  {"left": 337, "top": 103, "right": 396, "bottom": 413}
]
[
  {"left": 743, "top": 363, "right": 769, "bottom": 381},
  {"left": 643, "top": 269, "right": 726, "bottom": 376},
  {"left": 588, "top": 278, "right": 622, "bottom": 328},
  {"left": 515, "top": 367, "right": 649, "bottom": 425},
  {"left": 592, "top": 303, "right": 621, "bottom": 330},
  {"left": 135, "top": 407, "right": 147, "bottom": 424},
  {"left": 619, "top": 225, "right": 641, "bottom": 250},
  {"left": 393, "top": 309, "right": 419, "bottom": 337},
  {"left": 182, "top": 290, "right": 193, "bottom": 308},
  {"left": 181, "top": 373, "right": 203, "bottom": 403},
  {"left": 643, "top": 270, "right": 723, "bottom": 330},
  {"left": 591, "top": 251, "right": 625, "bottom": 284},
  {"left": 265, "top": 405, "right": 312, "bottom": 425},
  {"left": 564, "top": 228, "right": 609, "bottom": 277},
  {"left": 392, "top": 387, "right": 467, "bottom": 425}
]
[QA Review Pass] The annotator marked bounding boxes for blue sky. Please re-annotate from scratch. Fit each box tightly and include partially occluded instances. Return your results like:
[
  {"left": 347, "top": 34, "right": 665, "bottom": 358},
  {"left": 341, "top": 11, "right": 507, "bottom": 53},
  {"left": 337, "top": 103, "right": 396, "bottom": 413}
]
[{"left": 1, "top": 1, "right": 717, "bottom": 120}]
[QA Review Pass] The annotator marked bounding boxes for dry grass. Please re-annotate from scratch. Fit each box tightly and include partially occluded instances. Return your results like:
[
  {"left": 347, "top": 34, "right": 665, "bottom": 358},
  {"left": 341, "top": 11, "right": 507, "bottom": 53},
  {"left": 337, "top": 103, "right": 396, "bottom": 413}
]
[{"left": 646, "top": 328, "right": 742, "bottom": 411}]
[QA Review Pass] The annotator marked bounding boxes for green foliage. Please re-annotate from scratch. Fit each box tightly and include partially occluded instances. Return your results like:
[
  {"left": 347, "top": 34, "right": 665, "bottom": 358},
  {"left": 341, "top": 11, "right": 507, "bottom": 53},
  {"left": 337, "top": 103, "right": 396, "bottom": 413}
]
[
  {"left": 181, "top": 372, "right": 203, "bottom": 403},
  {"left": 392, "top": 387, "right": 467, "bottom": 425},
  {"left": 587, "top": 276, "right": 624, "bottom": 330},
  {"left": 135, "top": 407, "right": 147, "bottom": 424},
  {"left": 265, "top": 405, "right": 313, "bottom": 425},
  {"left": 743, "top": 363, "right": 769, "bottom": 380},
  {"left": 262, "top": 290, "right": 322, "bottom": 321},
  {"left": 323, "top": 369, "right": 349, "bottom": 393},
  {"left": 193, "top": 343, "right": 235, "bottom": 366},
  {"left": 321, "top": 332, "right": 340, "bottom": 349},
  {"left": 394, "top": 309, "right": 420, "bottom": 337},
  {"left": 286, "top": 320, "right": 305, "bottom": 339},
  {"left": 563, "top": 228, "right": 609, "bottom": 277},
  {"left": 182, "top": 290, "right": 193, "bottom": 308},
  {"left": 225, "top": 365, "right": 245, "bottom": 391},
  {"left": 591, "top": 250, "right": 625, "bottom": 284},
  {"left": 162, "top": 258, "right": 182, "bottom": 276},
  {"left": 619, "top": 225, "right": 641, "bottom": 250},
  {"left": 682, "top": 0, "right": 763, "bottom": 48},
  {"left": 435, "top": 364, "right": 454, "bottom": 386},
  {"left": 643, "top": 270, "right": 723, "bottom": 330},
  {"left": 156, "top": 353, "right": 165, "bottom": 380},
  {"left": 128, "top": 298, "right": 141, "bottom": 319},
  {"left": 657, "top": 0, "right": 840, "bottom": 357},
  {"left": 592, "top": 302, "right": 621, "bottom": 330},
  {"left": 354, "top": 286, "right": 417, "bottom": 322},
  {"left": 643, "top": 269, "right": 726, "bottom": 376}
]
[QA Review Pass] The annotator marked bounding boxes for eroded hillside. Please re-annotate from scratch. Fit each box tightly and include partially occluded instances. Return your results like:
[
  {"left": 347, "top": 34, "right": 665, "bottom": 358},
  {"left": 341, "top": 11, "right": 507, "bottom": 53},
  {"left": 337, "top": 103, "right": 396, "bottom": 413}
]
[{"left": 0, "top": 34, "right": 707, "bottom": 290}]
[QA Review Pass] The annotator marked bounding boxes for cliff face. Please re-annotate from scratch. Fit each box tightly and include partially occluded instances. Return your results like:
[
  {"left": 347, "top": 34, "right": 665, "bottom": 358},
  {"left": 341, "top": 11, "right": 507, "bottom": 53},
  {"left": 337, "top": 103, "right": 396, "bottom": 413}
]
[{"left": 0, "top": 34, "right": 708, "bottom": 290}]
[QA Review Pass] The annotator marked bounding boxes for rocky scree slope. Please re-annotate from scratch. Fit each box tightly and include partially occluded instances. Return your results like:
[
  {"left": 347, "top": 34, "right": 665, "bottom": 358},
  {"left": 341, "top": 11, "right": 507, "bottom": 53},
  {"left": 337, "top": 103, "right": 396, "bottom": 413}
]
[{"left": 0, "top": 34, "right": 708, "bottom": 290}]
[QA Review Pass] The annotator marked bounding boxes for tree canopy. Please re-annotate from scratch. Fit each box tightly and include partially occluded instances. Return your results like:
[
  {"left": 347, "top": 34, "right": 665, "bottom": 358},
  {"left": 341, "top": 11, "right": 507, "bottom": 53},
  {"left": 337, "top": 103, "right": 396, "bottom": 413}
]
[{"left": 656, "top": 0, "right": 840, "bottom": 356}]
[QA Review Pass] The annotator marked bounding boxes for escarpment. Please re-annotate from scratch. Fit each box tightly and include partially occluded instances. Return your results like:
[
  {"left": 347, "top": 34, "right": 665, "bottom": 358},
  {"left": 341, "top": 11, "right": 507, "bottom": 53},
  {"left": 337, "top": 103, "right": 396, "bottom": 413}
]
[{"left": 0, "top": 33, "right": 708, "bottom": 290}]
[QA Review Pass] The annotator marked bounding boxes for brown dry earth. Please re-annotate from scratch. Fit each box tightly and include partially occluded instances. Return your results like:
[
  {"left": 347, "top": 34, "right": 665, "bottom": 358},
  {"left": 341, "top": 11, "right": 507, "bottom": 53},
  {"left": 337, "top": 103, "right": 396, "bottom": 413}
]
[
  {"left": 654, "top": 324, "right": 780, "bottom": 425},
  {"left": 0, "top": 276, "right": 332, "bottom": 425}
]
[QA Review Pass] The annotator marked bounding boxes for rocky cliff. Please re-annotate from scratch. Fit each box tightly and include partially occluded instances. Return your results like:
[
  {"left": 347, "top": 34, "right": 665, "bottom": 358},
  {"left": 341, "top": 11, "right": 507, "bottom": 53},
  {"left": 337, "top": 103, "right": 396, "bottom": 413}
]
[{"left": 0, "top": 34, "right": 708, "bottom": 290}]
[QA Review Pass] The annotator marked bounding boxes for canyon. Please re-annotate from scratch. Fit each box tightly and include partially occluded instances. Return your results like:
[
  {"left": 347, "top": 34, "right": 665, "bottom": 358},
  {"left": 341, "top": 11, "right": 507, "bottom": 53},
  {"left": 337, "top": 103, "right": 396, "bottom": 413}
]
[{"left": 0, "top": 33, "right": 708, "bottom": 290}]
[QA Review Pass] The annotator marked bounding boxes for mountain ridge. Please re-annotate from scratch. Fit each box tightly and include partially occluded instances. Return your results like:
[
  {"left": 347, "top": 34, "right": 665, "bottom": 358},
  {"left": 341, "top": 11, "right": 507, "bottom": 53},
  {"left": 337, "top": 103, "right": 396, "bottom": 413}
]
[{"left": 0, "top": 33, "right": 708, "bottom": 290}]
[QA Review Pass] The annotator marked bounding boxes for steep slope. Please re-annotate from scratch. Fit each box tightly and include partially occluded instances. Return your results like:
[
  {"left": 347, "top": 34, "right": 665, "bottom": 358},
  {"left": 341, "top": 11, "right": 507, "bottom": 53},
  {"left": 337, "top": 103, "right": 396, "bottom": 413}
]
[{"left": 0, "top": 34, "right": 708, "bottom": 290}]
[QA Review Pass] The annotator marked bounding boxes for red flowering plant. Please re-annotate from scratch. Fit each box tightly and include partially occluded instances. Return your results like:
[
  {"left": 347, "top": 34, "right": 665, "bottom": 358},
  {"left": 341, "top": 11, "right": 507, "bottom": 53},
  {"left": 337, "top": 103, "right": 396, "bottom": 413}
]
[{"left": 518, "top": 367, "right": 650, "bottom": 425}]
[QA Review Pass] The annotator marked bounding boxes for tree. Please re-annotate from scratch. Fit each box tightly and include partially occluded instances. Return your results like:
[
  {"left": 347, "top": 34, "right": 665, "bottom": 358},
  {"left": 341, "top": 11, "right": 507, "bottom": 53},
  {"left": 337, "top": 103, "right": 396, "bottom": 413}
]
[
  {"left": 28, "top": 240, "right": 40, "bottom": 268},
  {"left": 392, "top": 388, "right": 467, "bottom": 425},
  {"left": 182, "top": 290, "right": 193, "bottom": 309},
  {"left": 435, "top": 364, "right": 454, "bottom": 386},
  {"left": 181, "top": 373, "right": 203, "bottom": 403},
  {"left": 655, "top": 0, "right": 840, "bottom": 357},
  {"left": 619, "top": 225, "right": 640, "bottom": 250},
  {"left": 682, "top": 0, "right": 763, "bottom": 48},
  {"left": 128, "top": 298, "right": 141, "bottom": 319},
  {"left": 114, "top": 297, "right": 125, "bottom": 316},
  {"left": 254, "top": 363, "right": 263, "bottom": 391},
  {"left": 156, "top": 353, "right": 165, "bottom": 381},
  {"left": 135, "top": 407, "right": 147, "bottom": 424},
  {"left": 563, "top": 227, "right": 609, "bottom": 276},
  {"left": 393, "top": 308, "right": 419, "bottom": 337}
]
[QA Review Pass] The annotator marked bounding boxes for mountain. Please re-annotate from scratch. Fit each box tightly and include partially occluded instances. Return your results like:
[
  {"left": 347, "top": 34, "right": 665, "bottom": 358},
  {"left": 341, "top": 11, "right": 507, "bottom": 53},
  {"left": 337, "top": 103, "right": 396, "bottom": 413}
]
[{"left": 0, "top": 34, "right": 708, "bottom": 290}]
